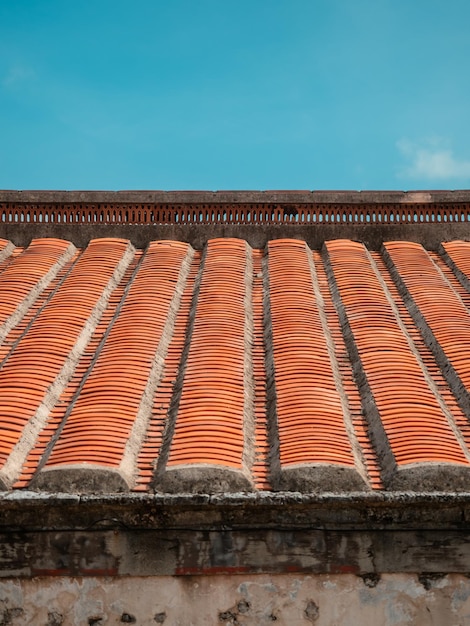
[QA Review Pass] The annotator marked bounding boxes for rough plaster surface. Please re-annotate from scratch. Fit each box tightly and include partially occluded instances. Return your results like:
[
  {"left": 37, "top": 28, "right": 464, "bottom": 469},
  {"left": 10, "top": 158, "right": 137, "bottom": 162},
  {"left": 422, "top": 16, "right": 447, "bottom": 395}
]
[
  {"left": 2, "top": 222, "right": 469, "bottom": 251},
  {"left": 0, "top": 574, "right": 469, "bottom": 625}
]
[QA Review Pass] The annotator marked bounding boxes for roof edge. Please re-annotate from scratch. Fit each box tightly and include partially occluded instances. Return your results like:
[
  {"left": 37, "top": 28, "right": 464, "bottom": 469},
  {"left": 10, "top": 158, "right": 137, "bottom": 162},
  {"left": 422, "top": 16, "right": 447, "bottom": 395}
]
[
  {"left": 1, "top": 491, "right": 470, "bottom": 531},
  {"left": 1, "top": 190, "right": 470, "bottom": 204}
]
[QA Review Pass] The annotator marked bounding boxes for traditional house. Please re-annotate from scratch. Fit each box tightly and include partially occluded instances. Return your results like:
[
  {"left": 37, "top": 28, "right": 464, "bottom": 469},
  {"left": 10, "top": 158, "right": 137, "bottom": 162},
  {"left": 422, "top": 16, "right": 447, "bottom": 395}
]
[{"left": 0, "top": 190, "right": 470, "bottom": 625}]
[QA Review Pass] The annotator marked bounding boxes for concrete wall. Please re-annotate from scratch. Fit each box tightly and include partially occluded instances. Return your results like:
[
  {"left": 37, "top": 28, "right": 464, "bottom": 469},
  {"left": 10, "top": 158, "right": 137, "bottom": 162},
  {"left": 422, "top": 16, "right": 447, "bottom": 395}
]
[
  {"left": 1, "top": 221, "right": 470, "bottom": 251},
  {"left": 0, "top": 573, "right": 469, "bottom": 625},
  {"left": 2, "top": 189, "right": 470, "bottom": 249},
  {"left": 3, "top": 492, "right": 470, "bottom": 624}
]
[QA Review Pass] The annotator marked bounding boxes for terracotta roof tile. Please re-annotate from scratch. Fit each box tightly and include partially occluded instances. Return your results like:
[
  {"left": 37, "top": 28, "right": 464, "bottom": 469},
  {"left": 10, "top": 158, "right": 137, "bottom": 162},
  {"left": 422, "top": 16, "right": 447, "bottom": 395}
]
[
  {"left": 384, "top": 242, "right": 470, "bottom": 419},
  {"left": 326, "top": 240, "right": 470, "bottom": 490},
  {"left": 266, "top": 240, "right": 367, "bottom": 491},
  {"left": 0, "top": 238, "right": 134, "bottom": 489},
  {"left": 33, "top": 241, "right": 192, "bottom": 493},
  {"left": 156, "top": 239, "right": 254, "bottom": 493},
  {"left": 1, "top": 236, "right": 470, "bottom": 494}
]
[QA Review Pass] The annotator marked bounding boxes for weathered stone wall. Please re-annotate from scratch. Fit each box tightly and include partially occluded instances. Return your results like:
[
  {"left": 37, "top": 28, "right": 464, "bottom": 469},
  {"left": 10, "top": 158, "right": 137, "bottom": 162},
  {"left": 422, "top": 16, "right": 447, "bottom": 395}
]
[
  {"left": 0, "top": 573, "right": 469, "bottom": 625},
  {"left": 1, "top": 221, "right": 470, "bottom": 251}
]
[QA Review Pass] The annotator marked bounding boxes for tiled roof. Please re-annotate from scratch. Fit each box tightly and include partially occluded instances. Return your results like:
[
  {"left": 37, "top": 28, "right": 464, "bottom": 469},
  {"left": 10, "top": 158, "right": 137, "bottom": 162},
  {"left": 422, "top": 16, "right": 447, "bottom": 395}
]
[{"left": 1, "top": 235, "right": 470, "bottom": 494}]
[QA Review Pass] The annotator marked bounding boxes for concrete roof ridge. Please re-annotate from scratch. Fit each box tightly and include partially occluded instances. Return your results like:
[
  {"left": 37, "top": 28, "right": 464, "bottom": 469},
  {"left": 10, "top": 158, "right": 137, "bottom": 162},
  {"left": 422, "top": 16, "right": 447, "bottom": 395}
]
[{"left": 1, "top": 189, "right": 470, "bottom": 204}]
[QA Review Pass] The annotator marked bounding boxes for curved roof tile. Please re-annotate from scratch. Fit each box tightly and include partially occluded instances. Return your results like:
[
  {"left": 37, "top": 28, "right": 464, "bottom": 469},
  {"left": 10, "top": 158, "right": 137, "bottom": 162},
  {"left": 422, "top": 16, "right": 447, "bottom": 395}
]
[{"left": 0, "top": 236, "right": 468, "bottom": 494}]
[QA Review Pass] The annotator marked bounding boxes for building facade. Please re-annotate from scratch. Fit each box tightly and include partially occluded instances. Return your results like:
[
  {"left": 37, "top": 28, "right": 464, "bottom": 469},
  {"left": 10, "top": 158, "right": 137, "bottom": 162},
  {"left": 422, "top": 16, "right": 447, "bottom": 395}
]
[{"left": 0, "top": 190, "right": 469, "bottom": 624}]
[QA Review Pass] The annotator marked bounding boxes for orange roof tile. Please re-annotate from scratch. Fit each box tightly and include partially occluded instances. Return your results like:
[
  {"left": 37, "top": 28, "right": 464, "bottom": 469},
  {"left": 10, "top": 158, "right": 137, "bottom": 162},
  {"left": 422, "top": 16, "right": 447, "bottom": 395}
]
[{"left": 1, "top": 235, "right": 470, "bottom": 494}]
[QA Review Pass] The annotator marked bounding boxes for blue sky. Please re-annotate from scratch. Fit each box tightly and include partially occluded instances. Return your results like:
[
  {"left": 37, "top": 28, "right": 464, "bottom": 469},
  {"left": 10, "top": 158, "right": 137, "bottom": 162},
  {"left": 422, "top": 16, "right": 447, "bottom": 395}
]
[{"left": 1, "top": 0, "right": 470, "bottom": 191}]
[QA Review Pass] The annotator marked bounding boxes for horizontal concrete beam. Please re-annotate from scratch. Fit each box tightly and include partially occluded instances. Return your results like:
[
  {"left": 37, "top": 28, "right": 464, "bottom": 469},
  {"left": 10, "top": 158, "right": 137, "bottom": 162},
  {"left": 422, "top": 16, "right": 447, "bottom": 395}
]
[
  {"left": 1, "top": 491, "right": 470, "bottom": 532},
  {"left": 1, "top": 222, "right": 469, "bottom": 250},
  {"left": 1, "top": 189, "right": 470, "bottom": 204},
  {"left": 1, "top": 526, "right": 470, "bottom": 577}
]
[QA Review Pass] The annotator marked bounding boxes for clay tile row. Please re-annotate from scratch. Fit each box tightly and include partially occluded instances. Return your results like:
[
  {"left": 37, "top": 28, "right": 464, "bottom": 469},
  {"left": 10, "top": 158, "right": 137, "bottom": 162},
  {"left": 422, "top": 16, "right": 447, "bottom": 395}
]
[
  {"left": 267, "top": 239, "right": 368, "bottom": 492},
  {"left": 0, "top": 239, "right": 75, "bottom": 345},
  {"left": 385, "top": 241, "right": 470, "bottom": 419},
  {"left": 0, "top": 239, "right": 134, "bottom": 490},
  {"left": 325, "top": 240, "right": 470, "bottom": 491},
  {"left": 1, "top": 236, "right": 470, "bottom": 495},
  {"left": 156, "top": 238, "right": 254, "bottom": 494},
  {"left": 32, "top": 241, "right": 193, "bottom": 493}
]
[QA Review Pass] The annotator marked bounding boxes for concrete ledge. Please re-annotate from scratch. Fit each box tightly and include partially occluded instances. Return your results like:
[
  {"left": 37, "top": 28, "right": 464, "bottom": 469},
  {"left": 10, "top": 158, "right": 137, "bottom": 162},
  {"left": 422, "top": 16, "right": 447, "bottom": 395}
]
[
  {"left": 2, "top": 490, "right": 470, "bottom": 532},
  {"left": 1, "top": 222, "right": 469, "bottom": 250},
  {"left": 1, "top": 189, "right": 470, "bottom": 204}
]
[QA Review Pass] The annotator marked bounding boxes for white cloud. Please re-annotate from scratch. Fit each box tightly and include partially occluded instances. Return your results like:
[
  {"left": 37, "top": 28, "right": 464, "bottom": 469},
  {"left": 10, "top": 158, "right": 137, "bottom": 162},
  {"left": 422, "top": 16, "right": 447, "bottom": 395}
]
[
  {"left": 397, "top": 139, "right": 470, "bottom": 180},
  {"left": 2, "top": 64, "right": 35, "bottom": 88}
]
